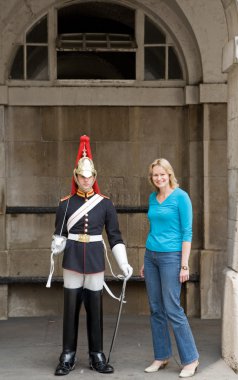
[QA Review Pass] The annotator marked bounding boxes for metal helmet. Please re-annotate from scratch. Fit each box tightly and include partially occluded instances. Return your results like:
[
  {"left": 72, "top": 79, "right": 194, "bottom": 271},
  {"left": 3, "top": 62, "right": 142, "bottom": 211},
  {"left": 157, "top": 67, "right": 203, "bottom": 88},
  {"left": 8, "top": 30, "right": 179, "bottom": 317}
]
[
  {"left": 73, "top": 156, "right": 97, "bottom": 178},
  {"left": 71, "top": 135, "right": 100, "bottom": 195}
]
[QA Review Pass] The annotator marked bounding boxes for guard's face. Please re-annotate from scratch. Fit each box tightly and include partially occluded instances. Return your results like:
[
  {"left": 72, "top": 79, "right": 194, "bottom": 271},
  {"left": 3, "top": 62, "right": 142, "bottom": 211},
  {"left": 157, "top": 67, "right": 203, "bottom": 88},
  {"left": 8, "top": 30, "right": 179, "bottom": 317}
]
[
  {"left": 77, "top": 174, "right": 94, "bottom": 192},
  {"left": 151, "top": 165, "right": 170, "bottom": 189}
]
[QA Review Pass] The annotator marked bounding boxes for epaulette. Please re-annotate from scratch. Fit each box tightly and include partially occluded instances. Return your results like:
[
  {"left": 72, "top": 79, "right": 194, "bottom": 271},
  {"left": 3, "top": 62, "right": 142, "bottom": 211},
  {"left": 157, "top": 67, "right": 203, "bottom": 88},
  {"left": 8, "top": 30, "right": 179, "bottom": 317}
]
[
  {"left": 60, "top": 194, "right": 72, "bottom": 202},
  {"left": 99, "top": 193, "right": 110, "bottom": 199}
]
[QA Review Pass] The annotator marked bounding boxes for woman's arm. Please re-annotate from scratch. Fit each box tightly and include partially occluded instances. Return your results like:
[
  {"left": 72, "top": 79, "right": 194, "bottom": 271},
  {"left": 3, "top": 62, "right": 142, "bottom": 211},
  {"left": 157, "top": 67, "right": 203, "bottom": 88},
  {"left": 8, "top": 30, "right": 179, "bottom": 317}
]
[
  {"left": 178, "top": 191, "right": 193, "bottom": 283},
  {"left": 180, "top": 241, "right": 191, "bottom": 283}
]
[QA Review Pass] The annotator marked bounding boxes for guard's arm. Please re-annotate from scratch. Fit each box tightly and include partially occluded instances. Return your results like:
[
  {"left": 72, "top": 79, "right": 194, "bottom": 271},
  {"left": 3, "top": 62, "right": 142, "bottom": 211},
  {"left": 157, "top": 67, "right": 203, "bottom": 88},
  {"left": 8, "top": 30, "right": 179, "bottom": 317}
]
[
  {"left": 51, "top": 234, "right": 67, "bottom": 255},
  {"left": 112, "top": 243, "right": 133, "bottom": 279},
  {"left": 104, "top": 199, "right": 133, "bottom": 278}
]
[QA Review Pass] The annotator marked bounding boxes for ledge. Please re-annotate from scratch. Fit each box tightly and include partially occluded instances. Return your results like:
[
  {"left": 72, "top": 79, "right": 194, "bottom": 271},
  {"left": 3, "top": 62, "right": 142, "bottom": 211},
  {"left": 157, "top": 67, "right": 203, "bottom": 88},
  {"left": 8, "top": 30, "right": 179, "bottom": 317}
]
[
  {"left": 199, "top": 83, "right": 227, "bottom": 103},
  {"left": 6, "top": 206, "right": 148, "bottom": 214},
  {"left": 8, "top": 86, "right": 185, "bottom": 106},
  {"left": 0, "top": 274, "right": 199, "bottom": 284},
  {"left": 222, "top": 37, "right": 238, "bottom": 73}
]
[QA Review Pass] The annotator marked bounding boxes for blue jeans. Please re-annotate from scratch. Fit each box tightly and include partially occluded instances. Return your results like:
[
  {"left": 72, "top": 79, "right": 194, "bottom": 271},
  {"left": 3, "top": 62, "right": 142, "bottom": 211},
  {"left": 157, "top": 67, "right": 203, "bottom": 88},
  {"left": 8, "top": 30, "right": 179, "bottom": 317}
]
[{"left": 144, "top": 249, "right": 199, "bottom": 365}]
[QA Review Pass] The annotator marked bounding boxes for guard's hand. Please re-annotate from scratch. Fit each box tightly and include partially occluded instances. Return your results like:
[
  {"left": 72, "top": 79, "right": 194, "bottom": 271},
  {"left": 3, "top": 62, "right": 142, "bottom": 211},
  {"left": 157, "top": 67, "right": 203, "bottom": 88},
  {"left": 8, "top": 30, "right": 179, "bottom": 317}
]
[
  {"left": 51, "top": 235, "right": 67, "bottom": 255},
  {"left": 121, "top": 263, "right": 133, "bottom": 279}
]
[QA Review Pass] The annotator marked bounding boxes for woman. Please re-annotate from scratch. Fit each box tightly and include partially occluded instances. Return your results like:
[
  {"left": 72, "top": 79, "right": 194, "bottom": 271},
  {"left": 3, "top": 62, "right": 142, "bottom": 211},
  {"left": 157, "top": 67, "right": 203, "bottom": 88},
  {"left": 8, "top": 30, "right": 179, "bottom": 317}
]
[{"left": 140, "top": 158, "right": 199, "bottom": 378}]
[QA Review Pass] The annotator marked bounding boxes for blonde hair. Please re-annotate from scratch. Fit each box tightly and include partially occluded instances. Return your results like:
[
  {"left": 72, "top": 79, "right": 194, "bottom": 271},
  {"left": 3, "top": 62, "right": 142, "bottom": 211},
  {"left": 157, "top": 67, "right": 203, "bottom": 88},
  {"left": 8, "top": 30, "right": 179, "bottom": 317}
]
[{"left": 148, "top": 158, "right": 179, "bottom": 191}]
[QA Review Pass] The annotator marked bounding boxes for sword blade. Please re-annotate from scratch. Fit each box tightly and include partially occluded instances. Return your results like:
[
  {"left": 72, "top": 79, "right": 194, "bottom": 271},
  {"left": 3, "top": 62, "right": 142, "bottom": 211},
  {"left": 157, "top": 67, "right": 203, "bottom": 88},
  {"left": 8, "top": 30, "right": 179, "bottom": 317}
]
[{"left": 107, "top": 279, "right": 127, "bottom": 364}]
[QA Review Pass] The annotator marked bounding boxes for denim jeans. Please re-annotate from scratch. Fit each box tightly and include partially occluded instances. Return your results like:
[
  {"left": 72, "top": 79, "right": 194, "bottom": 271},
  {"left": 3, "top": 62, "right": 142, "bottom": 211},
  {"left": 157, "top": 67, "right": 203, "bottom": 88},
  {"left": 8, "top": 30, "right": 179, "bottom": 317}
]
[{"left": 144, "top": 249, "right": 199, "bottom": 365}]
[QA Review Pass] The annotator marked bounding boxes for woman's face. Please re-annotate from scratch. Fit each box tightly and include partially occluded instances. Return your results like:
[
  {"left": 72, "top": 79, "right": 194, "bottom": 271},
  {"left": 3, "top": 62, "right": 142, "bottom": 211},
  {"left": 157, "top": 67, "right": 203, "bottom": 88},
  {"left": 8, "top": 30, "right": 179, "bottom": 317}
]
[
  {"left": 151, "top": 165, "right": 170, "bottom": 189},
  {"left": 77, "top": 174, "right": 94, "bottom": 192}
]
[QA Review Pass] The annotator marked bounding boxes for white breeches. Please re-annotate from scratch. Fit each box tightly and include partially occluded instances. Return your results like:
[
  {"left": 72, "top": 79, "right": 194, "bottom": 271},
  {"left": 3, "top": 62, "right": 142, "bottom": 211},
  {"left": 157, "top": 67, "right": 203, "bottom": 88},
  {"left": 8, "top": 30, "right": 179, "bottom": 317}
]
[{"left": 63, "top": 269, "right": 104, "bottom": 291}]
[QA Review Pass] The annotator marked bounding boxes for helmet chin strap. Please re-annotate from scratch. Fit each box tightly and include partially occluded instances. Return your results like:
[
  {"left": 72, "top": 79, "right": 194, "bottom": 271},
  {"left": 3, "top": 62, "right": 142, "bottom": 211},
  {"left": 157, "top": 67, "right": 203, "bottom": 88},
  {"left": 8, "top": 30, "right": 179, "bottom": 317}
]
[
  {"left": 74, "top": 173, "right": 97, "bottom": 193},
  {"left": 78, "top": 184, "right": 93, "bottom": 193}
]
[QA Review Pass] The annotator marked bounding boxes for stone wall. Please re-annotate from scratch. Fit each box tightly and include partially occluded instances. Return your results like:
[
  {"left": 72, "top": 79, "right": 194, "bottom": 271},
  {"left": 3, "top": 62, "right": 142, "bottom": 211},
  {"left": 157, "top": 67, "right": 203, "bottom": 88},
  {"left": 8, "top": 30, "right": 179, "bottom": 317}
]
[
  {"left": 0, "top": 104, "right": 206, "bottom": 318},
  {"left": 5, "top": 106, "right": 190, "bottom": 207}
]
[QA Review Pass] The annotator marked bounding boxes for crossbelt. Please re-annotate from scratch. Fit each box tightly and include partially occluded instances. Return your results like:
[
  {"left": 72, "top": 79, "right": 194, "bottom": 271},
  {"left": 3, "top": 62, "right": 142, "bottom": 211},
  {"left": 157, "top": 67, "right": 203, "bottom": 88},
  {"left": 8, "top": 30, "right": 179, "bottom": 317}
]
[{"left": 68, "top": 233, "right": 103, "bottom": 243}]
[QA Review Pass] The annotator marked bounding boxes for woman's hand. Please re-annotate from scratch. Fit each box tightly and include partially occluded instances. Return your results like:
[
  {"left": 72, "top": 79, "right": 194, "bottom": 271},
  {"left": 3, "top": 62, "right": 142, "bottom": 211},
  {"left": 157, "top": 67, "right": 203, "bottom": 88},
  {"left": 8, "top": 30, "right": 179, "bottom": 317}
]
[
  {"left": 180, "top": 268, "right": 189, "bottom": 283},
  {"left": 180, "top": 242, "right": 191, "bottom": 283},
  {"left": 140, "top": 265, "right": 145, "bottom": 278}
]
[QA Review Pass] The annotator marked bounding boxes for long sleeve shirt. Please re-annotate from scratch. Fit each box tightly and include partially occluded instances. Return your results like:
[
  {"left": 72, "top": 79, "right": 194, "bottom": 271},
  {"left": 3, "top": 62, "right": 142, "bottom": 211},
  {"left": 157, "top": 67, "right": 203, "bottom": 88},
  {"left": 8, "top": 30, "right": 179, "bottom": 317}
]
[{"left": 145, "top": 188, "right": 193, "bottom": 253}]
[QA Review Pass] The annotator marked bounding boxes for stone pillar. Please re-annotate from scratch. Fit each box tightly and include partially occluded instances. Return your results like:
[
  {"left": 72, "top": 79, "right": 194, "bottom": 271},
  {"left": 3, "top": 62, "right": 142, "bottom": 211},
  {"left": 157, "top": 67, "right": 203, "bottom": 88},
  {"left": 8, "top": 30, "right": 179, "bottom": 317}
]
[
  {"left": 200, "top": 103, "right": 227, "bottom": 318},
  {"left": 222, "top": 63, "right": 238, "bottom": 370},
  {"left": 186, "top": 105, "right": 203, "bottom": 317},
  {"left": 0, "top": 105, "right": 8, "bottom": 319}
]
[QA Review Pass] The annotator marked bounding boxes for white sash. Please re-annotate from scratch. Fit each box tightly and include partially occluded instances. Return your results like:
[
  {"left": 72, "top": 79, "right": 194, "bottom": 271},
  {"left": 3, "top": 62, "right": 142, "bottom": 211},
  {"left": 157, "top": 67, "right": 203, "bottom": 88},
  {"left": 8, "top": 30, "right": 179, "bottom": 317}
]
[{"left": 67, "top": 194, "right": 104, "bottom": 231}]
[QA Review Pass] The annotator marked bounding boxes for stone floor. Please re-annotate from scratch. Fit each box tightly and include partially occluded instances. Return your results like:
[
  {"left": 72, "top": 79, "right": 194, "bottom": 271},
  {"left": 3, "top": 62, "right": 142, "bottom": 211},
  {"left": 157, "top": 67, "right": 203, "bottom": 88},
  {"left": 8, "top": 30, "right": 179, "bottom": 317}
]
[{"left": 0, "top": 314, "right": 237, "bottom": 380}]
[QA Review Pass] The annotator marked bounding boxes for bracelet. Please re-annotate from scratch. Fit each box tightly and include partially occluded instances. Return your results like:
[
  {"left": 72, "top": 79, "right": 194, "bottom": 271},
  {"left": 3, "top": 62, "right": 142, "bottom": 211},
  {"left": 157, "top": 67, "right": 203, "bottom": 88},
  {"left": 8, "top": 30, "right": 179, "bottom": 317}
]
[{"left": 181, "top": 265, "right": 189, "bottom": 270}]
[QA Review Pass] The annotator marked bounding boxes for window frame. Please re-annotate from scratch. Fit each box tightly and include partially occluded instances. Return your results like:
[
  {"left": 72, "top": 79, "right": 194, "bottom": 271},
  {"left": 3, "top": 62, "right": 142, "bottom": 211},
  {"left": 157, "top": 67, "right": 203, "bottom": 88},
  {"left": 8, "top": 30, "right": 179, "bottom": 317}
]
[{"left": 7, "top": 5, "right": 186, "bottom": 87}]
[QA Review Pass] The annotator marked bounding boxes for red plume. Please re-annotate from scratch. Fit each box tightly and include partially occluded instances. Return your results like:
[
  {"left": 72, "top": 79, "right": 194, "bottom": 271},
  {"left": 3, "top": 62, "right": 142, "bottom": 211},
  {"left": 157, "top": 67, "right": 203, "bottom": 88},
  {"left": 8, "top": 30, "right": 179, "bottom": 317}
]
[{"left": 71, "top": 135, "right": 100, "bottom": 195}]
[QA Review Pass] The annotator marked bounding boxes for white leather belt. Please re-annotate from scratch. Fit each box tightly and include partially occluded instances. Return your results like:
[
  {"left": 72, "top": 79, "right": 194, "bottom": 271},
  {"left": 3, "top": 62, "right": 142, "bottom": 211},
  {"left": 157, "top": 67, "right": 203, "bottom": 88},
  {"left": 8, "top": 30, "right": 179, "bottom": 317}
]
[{"left": 68, "top": 233, "right": 103, "bottom": 243}]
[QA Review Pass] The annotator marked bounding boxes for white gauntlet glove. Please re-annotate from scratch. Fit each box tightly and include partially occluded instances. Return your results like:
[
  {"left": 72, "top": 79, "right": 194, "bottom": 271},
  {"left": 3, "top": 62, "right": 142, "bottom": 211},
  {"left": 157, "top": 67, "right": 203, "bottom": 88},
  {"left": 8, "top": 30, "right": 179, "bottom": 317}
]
[
  {"left": 51, "top": 235, "right": 67, "bottom": 255},
  {"left": 46, "top": 235, "right": 67, "bottom": 288},
  {"left": 112, "top": 243, "right": 133, "bottom": 279}
]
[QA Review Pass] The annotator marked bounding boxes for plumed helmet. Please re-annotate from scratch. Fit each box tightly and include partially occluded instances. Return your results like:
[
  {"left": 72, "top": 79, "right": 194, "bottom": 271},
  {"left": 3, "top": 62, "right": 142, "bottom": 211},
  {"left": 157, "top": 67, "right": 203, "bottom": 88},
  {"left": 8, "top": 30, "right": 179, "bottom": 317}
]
[
  {"left": 71, "top": 135, "right": 100, "bottom": 195},
  {"left": 74, "top": 156, "right": 97, "bottom": 178}
]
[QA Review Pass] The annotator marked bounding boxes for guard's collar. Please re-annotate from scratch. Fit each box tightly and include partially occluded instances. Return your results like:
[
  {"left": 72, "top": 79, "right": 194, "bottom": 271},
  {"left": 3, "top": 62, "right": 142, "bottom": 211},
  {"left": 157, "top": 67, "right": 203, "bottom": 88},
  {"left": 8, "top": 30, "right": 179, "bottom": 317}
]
[{"left": 77, "top": 188, "right": 95, "bottom": 198}]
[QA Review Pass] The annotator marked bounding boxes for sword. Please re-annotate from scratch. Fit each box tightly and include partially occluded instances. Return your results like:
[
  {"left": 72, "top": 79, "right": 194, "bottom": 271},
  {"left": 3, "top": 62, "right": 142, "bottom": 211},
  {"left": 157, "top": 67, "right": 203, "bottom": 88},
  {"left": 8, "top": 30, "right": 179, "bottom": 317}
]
[{"left": 107, "top": 273, "right": 130, "bottom": 364}]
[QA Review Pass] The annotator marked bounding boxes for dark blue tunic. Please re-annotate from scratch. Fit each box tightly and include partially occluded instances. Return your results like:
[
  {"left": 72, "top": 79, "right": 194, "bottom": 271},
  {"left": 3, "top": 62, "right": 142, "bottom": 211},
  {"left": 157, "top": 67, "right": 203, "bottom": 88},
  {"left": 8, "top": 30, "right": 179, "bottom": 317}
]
[{"left": 54, "top": 191, "right": 123, "bottom": 274}]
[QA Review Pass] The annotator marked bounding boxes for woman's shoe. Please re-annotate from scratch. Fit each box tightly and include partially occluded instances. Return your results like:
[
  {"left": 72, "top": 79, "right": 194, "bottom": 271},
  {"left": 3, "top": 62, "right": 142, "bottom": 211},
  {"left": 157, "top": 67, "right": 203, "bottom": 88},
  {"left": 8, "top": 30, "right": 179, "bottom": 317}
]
[
  {"left": 144, "top": 360, "right": 169, "bottom": 373},
  {"left": 179, "top": 361, "right": 199, "bottom": 378}
]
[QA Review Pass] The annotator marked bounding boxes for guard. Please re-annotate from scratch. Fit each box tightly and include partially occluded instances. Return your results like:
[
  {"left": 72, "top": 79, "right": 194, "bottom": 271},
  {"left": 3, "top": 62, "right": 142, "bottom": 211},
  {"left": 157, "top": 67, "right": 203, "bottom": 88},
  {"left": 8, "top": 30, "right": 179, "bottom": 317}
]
[{"left": 50, "top": 135, "right": 133, "bottom": 375}]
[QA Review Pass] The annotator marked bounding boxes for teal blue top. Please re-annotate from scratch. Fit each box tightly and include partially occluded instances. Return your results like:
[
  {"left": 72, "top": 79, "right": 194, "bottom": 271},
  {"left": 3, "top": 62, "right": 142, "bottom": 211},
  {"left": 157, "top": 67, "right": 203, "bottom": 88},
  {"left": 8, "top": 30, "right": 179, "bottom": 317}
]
[{"left": 145, "top": 187, "right": 193, "bottom": 252}]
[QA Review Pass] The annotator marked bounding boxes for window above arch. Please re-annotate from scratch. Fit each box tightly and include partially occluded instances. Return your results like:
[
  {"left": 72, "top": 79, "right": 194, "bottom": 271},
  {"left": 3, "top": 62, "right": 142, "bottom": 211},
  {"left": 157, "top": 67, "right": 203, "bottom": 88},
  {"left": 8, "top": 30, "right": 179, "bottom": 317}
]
[
  {"left": 9, "top": 15, "right": 48, "bottom": 81},
  {"left": 56, "top": 2, "right": 136, "bottom": 80},
  {"left": 8, "top": 2, "right": 185, "bottom": 84},
  {"left": 144, "top": 16, "right": 183, "bottom": 80}
]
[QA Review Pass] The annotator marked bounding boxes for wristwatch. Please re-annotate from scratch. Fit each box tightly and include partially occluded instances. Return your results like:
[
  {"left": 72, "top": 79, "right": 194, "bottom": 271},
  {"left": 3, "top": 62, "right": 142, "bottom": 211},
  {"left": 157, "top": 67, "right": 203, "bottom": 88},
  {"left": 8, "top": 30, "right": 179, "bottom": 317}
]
[{"left": 181, "top": 265, "right": 189, "bottom": 270}]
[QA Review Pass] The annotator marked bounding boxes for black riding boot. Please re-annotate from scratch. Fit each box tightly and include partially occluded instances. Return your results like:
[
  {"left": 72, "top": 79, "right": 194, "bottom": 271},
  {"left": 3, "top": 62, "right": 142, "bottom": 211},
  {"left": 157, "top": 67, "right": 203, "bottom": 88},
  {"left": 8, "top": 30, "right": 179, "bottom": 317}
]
[
  {"left": 55, "top": 287, "right": 83, "bottom": 376},
  {"left": 84, "top": 288, "right": 114, "bottom": 374}
]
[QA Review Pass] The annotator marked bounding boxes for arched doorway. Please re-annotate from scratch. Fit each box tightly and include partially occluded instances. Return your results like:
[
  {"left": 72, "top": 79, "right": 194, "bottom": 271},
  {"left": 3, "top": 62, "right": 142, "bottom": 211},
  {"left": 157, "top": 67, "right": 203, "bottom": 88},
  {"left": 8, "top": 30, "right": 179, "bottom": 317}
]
[{"left": 3, "top": 0, "right": 208, "bottom": 322}]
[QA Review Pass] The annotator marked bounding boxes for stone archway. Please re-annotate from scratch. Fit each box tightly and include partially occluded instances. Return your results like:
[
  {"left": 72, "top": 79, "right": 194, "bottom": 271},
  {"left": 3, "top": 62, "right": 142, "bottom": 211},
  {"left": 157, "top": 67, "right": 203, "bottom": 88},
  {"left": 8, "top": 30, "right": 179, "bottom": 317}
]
[{"left": 0, "top": 1, "right": 231, "bottom": 341}]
